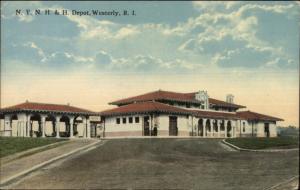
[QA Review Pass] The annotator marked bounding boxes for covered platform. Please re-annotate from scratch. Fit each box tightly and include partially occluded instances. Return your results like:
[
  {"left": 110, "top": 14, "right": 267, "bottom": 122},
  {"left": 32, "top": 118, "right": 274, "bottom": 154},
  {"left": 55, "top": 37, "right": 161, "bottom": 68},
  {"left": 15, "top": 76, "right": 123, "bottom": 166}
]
[{"left": 0, "top": 101, "right": 100, "bottom": 138}]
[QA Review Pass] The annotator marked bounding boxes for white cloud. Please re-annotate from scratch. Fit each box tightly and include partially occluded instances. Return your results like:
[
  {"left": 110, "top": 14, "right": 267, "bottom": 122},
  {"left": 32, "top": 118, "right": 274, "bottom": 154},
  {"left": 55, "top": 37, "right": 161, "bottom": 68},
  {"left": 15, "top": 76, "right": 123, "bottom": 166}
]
[
  {"left": 114, "top": 26, "right": 140, "bottom": 39},
  {"left": 4, "top": 2, "right": 297, "bottom": 71},
  {"left": 193, "top": 2, "right": 241, "bottom": 12},
  {"left": 266, "top": 58, "right": 280, "bottom": 66},
  {"left": 94, "top": 51, "right": 112, "bottom": 65},
  {"left": 49, "top": 52, "right": 93, "bottom": 63},
  {"left": 17, "top": 14, "right": 34, "bottom": 22},
  {"left": 90, "top": 52, "right": 202, "bottom": 72},
  {"left": 174, "top": 2, "right": 298, "bottom": 68},
  {"left": 59, "top": 8, "right": 140, "bottom": 40},
  {"left": 23, "top": 42, "right": 47, "bottom": 62},
  {"left": 236, "top": 3, "right": 295, "bottom": 15}
]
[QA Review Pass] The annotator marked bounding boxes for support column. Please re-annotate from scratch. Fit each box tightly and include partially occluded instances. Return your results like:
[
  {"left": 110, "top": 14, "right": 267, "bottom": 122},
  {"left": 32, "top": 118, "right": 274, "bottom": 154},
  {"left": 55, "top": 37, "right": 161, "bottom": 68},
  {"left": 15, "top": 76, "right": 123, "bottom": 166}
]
[
  {"left": 41, "top": 115, "right": 46, "bottom": 138},
  {"left": 150, "top": 115, "right": 152, "bottom": 137},
  {"left": 82, "top": 117, "right": 86, "bottom": 137},
  {"left": 26, "top": 115, "right": 31, "bottom": 137},
  {"left": 4, "top": 115, "right": 12, "bottom": 137},
  {"left": 217, "top": 120, "right": 221, "bottom": 138},
  {"left": 21, "top": 121, "right": 24, "bottom": 137},
  {"left": 56, "top": 116, "right": 60, "bottom": 138},
  {"left": 86, "top": 117, "right": 91, "bottom": 138},
  {"left": 14, "top": 113, "right": 25, "bottom": 137},
  {"left": 203, "top": 118, "right": 207, "bottom": 137},
  {"left": 224, "top": 120, "right": 228, "bottom": 138},
  {"left": 210, "top": 120, "right": 213, "bottom": 137},
  {"left": 231, "top": 120, "right": 234, "bottom": 138},
  {"left": 70, "top": 117, "right": 74, "bottom": 138}
]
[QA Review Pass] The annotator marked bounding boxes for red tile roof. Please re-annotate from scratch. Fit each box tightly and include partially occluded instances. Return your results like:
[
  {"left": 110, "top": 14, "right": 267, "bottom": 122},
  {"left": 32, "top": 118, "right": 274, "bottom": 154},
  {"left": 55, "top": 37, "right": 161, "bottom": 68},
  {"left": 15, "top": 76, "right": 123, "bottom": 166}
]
[
  {"left": 208, "top": 98, "right": 245, "bottom": 109},
  {"left": 109, "top": 90, "right": 245, "bottom": 108},
  {"left": 101, "top": 101, "right": 241, "bottom": 120},
  {"left": 100, "top": 101, "right": 191, "bottom": 116},
  {"left": 237, "top": 111, "right": 283, "bottom": 122},
  {"left": 0, "top": 101, "right": 95, "bottom": 115},
  {"left": 191, "top": 110, "right": 241, "bottom": 120},
  {"left": 110, "top": 90, "right": 198, "bottom": 105}
]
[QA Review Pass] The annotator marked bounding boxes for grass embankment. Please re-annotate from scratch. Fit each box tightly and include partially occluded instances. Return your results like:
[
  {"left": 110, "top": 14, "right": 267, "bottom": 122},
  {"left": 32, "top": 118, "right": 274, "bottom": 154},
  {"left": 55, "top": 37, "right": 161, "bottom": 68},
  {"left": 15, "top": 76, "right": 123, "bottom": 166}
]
[
  {"left": 0, "top": 137, "right": 67, "bottom": 158},
  {"left": 226, "top": 137, "right": 299, "bottom": 149}
]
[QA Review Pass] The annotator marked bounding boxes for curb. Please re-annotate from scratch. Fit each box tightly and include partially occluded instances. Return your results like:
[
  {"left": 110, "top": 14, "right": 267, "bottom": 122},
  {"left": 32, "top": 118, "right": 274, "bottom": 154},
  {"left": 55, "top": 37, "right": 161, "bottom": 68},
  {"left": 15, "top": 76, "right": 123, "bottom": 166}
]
[
  {"left": 263, "top": 175, "right": 299, "bottom": 190},
  {"left": 0, "top": 140, "right": 101, "bottom": 187},
  {"left": 103, "top": 136, "right": 224, "bottom": 139},
  {"left": 222, "top": 139, "right": 299, "bottom": 152}
]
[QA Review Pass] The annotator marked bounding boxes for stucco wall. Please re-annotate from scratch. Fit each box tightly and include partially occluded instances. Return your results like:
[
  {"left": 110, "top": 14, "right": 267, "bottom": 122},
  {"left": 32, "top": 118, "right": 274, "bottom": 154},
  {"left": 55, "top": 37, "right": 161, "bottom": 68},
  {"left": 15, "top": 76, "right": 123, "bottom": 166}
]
[
  {"left": 158, "top": 115, "right": 190, "bottom": 136},
  {"left": 104, "top": 114, "right": 191, "bottom": 137},
  {"left": 256, "top": 122, "right": 277, "bottom": 137},
  {"left": 236, "top": 120, "right": 277, "bottom": 137},
  {"left": 104, "top": 115, "right": 144, "bottom": 137}
]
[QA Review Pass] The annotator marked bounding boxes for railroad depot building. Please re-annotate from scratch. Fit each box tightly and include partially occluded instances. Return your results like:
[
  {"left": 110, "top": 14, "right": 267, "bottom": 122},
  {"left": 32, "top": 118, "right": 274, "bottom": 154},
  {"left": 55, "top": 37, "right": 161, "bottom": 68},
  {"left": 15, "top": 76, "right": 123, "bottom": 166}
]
[
  {"left": 100, "top": 90, "right": 283, "bottom": 138},
  {"left": 0, "top": 90, "right": 283, "bottom": 138}
]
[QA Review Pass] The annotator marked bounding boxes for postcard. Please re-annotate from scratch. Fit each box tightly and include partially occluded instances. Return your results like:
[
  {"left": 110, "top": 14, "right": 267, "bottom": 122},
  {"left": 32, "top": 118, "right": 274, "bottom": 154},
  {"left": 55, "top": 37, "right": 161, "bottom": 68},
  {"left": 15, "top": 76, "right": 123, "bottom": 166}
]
[{"left": 0, "top": 1, "right": 299, "bottom": 189}]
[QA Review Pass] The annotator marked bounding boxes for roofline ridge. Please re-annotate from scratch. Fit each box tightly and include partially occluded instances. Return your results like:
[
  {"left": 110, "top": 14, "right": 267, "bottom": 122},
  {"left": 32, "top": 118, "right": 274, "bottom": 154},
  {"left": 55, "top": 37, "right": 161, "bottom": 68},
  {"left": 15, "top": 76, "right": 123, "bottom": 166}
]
[
  {"left": 1, "top": 101, "right": 95, "bottom": 114},
  {"left": 22, "top": 101, "right": 91, "bottom": 111},
  {"left": 109, "top": 90, "right": 161, "bottom": 104},
  {"left": 23, "top": 101, "right": 71, "bottom": 107}
]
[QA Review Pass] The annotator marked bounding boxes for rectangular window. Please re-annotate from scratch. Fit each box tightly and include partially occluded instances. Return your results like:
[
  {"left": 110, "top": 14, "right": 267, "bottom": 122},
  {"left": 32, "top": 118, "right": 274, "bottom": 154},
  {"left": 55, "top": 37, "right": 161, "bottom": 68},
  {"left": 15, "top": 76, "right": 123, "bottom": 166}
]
[
  {"left": 135, "top": 117, "right": 140, "bottom": 123},
  {"left": 129, "top": 117, "right": 133, "bottom": 123},
  {"left": 122, "top": 117, "right": 126, "bottom": 124},
  {"left": 243, "top": 122, "right": 245, "bottom": 132},
  {"left": 116, "top": 118, "right": 120, "bottom": 124}
]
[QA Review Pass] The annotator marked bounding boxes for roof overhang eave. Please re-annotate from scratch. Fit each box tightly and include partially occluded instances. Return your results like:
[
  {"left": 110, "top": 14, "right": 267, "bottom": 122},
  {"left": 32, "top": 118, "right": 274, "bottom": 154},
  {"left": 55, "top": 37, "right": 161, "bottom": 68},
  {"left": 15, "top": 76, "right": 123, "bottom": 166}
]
[{"left": 0, "top": 109, "right": 97, "bottom": 116}]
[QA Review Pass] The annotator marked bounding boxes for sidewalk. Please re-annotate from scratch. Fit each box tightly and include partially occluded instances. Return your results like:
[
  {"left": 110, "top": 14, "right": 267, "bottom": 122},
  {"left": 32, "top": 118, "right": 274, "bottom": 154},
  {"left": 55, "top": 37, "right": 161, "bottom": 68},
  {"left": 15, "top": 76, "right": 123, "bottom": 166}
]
[{"left": 0, "top": 139, "right": 100, "bottom": 186}]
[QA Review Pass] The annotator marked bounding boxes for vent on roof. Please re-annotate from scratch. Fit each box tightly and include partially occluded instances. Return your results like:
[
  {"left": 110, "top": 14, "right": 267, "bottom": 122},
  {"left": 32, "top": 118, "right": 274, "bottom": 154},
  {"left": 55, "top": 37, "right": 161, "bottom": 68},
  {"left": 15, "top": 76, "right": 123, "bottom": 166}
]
[{"left": 226, "top": 94, "right": 234, "bottom": 104}]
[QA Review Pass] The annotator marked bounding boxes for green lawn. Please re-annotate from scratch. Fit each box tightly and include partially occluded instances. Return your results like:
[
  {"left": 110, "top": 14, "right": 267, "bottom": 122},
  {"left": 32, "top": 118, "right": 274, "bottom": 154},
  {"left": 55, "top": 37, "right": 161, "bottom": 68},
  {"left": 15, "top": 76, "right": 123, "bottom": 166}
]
[
  {"left": 226, "top": 137, "right": 299, "bottom": 149},
  {"left": 0, "top": 137, "right": 67, "bottom": 158}
]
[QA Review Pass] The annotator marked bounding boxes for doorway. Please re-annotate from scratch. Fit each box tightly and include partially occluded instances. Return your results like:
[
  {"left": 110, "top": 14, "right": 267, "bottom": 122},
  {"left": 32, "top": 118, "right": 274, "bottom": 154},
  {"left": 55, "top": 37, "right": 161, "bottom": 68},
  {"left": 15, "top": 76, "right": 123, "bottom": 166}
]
[
  {"left": 169, "top": 116, "right": 178, "bottom": 136},
  {"left": 264, "top": 123, "right": 270, "bottom": 137},
  {"left": 90, "top": 123, "right": 97, "bottom": 138},
  {"left": 198, "top": 119, "right": 203, "bottom": 136},
  {"left": 143, "top": 116, "right": 150, "bottom": 136}
]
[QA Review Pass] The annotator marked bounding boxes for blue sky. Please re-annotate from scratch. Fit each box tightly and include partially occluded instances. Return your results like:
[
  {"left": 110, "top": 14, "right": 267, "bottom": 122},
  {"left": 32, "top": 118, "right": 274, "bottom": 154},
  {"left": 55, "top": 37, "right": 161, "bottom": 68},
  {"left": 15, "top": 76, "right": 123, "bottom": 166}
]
[{"left": 1, "top": 1, "right": 299, "bottom": 126}]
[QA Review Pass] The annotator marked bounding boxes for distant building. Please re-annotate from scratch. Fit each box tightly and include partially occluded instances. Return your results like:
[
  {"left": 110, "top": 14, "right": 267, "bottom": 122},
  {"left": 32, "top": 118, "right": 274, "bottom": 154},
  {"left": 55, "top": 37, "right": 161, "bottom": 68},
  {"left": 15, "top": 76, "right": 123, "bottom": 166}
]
[
  {"left": 0, "top": 90, "right": 283, "bottom": 138},
  {"left": 100, "top": 90, "right": 283, "bottom": 138}
]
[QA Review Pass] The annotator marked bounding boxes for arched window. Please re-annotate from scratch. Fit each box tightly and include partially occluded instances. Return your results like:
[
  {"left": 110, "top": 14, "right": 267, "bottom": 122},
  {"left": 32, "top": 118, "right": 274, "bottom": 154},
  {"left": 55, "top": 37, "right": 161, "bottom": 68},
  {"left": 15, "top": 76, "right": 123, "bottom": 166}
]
[{"left": 242, "top": 122, "right": 246, "bottom": 132}]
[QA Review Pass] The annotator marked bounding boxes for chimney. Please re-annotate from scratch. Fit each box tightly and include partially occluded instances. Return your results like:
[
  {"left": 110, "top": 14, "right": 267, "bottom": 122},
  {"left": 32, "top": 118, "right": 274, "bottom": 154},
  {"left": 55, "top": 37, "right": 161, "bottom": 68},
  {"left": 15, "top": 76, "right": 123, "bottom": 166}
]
[
  {"left": 226, "top": 94, "right": 234, "bottom": 103},
  {"left": 195, "top": 90, "right": 209, "bottom": 110}
]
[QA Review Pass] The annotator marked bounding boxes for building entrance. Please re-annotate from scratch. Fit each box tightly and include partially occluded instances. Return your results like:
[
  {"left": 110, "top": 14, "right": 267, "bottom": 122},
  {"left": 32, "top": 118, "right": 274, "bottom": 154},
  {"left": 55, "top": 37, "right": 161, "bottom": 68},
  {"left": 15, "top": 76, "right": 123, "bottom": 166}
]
[
  {"left": 169, "top": 116, "right": 178, "bottom": 136},
  {"left": 143, "top": 116, "right": 150, "bottom": 136}
]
